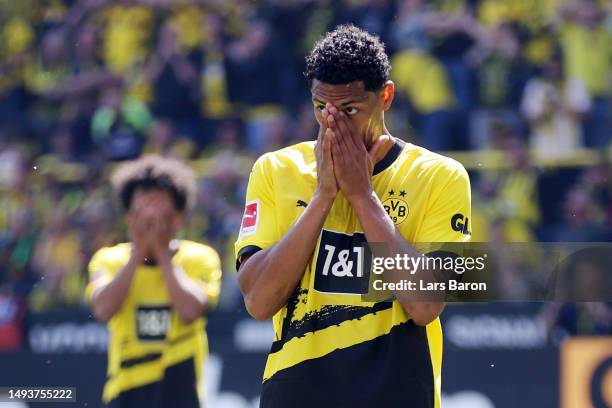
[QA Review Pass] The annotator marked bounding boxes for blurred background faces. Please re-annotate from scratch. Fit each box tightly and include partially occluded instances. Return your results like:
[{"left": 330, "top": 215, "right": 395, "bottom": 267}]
[{"left": 0, "top": 0, "right": 610, "bottom": 407}]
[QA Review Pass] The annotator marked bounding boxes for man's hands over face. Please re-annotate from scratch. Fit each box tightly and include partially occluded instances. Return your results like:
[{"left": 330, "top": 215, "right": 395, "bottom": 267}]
[
  {"left": 314, "top": 106, "right": 339, "bottom": 201},
  {"left": 127, "top": 212, "right": 153, "bottom": 259},
  {"left": 127, "top": 206, "right": 174, "bottom": 262},
  {"left": 149, "top": 211, "right": 174, "bottom": 259},
  {"left": 323, "top": 103, "right": 390, "bottom": 204}
]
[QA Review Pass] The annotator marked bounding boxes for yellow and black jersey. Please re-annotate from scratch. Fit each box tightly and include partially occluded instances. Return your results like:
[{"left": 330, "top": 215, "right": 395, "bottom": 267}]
[
  {"left": 85, "top": 240, "right": 221, "bottom": 406},
  {"left": 235, "top": 139, "right": 471, "bottom": 408}
]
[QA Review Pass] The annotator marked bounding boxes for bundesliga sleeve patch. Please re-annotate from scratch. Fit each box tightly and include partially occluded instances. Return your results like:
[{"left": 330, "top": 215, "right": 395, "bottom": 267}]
[{"left": 239, "top": 200, "right": 259, "bottom": 237}]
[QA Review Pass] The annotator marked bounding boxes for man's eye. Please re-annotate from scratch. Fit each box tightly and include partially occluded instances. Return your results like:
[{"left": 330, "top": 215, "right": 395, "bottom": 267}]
[
  {"left": 315, "top": 105, "right": 325, "bottom": 111},
  {"left": 344, "top": 107, "right": 358, "bottom": 115}
]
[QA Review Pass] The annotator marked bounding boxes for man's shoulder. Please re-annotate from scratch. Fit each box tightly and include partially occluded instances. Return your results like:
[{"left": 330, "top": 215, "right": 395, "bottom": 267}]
[
  {"left": 178, "top": 240, "right": 220, "bottom": 261},
  {"left": 402, "top": 142, "right": 468, "bottom": 181},
  {"left": 92, "top": 243, "right": 132, "bottom": 262},
  {"left": 88, "top": 243, "right": 131, "bottom": 274},
  {"left": 254, "top": 141, "right": 316, "bottom": 170}
]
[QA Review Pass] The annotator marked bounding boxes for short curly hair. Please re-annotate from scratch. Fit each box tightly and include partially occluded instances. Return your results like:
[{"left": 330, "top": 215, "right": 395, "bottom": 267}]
[
  {"left": 304, "top": 24, "right": 390, "bottom": 91},
  {"left": 110, "top": 155, "right": 197, "bottom": 212}
]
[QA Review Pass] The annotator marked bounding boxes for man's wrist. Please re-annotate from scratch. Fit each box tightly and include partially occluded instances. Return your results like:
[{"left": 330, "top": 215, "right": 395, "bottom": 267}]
[
  {"left": 156, "top": 247, "right": 173, "bottom": 265},
  {"left": 312, "top": 189, "right": 336, "bottom": 209},
  {"left": 348, "top": 189, "right": 379, "bottom": 214},
  {"left": 129, "top": 246, "right": 146, "bottom": 265}
]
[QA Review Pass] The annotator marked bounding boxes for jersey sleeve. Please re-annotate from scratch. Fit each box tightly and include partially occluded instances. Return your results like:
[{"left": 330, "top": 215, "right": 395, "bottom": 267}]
[
  {"left": 234, "top": 154, "right": 280, "bottom": 268},
  {"left": 185, "top": 246, "right": 222, "bottom": 308},
  {"left": 84, "top": 247, "right": 118, "bottom": 302},
  {"left": 416, "top": 160, "right": 472, "bottom": 243}
]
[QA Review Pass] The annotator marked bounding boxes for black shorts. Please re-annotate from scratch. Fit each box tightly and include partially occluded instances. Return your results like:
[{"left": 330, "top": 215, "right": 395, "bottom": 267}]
[{"left": 106, "top": 358, "right": 199, "bottom": 408}]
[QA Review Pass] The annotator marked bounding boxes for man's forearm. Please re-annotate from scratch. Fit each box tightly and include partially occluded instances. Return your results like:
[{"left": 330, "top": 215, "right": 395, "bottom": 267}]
[
  {"left": 238, "top": 192, "right": 334, "bottom": 320},
  {"left": 91, "top": 253, "right": 139, "bottom": 322},
  {"left": 158, "top": 254, "right": 208, "bottom": 324},
  {"left": 351, "top": 192, "right": 445, "bottom": 326}
]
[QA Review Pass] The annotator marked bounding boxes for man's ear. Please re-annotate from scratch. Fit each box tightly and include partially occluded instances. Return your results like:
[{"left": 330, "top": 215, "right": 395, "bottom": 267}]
[{"left": 381, "top": 81, "right": 395, "bottom": 111}]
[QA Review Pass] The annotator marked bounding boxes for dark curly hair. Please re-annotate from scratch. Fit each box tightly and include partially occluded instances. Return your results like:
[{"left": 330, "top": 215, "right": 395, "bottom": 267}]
[
  {"left": 111, "top": 155, "right": 197, "bottom": 212},
  {"left": 304, "top": 24, "right": 390, "bottom": 91}
]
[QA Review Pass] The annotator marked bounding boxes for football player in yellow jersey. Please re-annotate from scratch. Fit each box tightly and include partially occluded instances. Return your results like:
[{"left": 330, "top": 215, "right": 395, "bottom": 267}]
[
  {"left": 235, "top": 25, "right": 471, "bottom": 408},
  {"left": 86, "top": 156, "right": 221, "bottom": 408}
]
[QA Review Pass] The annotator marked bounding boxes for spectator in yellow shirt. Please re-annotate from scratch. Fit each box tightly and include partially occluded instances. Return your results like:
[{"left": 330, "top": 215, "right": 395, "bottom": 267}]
[{"left": 558, "top": 0, "right": 612, "bottom": 148}]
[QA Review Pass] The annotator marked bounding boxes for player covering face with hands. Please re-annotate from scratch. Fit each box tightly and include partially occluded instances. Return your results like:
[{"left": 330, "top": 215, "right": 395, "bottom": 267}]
[
  {"left": 86, "top": 156, "right": 221, "bottom": 408},
  {"left": 126, "top": 186, "right": 183, "bottom": 266},
  {"left": 315, "top": 97, "right": 393, "bottom": 203},
  {"left": 236, "top": 25, "right": 471, "bottom": 407}
]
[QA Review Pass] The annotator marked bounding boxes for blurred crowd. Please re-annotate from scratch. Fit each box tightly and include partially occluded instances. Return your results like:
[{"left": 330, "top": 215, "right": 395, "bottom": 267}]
[{"left": 0, "top": 0, "right": 611, "bottom": 348}]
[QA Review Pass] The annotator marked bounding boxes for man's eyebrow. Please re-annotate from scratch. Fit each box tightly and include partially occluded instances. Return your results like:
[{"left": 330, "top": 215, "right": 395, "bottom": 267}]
[{"left": 312, "top": 97, "right": 367, "bottom": 106}]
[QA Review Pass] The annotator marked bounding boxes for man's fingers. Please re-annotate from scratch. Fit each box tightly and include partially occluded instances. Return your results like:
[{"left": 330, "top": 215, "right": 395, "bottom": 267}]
[
  {"left": 332, "top": 122, "right": 349, "bottom": 157},
  {"left": 325, "top": 109, "right": 336, "bottom": 129},
  {"left": 317, "top": 108, "right": 329, "bottom": 149},
  {"left": 325, "top": 104, "right": 353, "bottom": 160},
  {"left": 317, "top": 109, "right": 331, "bottom": 164},
  {"left": 323, "top": 127, "right": 333, "bottom": 164},
  {"left": 327, "top": 104, "right": 342, "bottom": 127},
  {"left": 330, "top": 112, "right": 352, "bottom": 156},
  {"left": 343, "top": 112, "right": 362, "bottom": 147},
  {"left": 150, "top": 217, "right": 169, "bottom": 248},
  {"left": 330, "top": 130, "right": 341, "bottom": 161},
  {"left": 325, "top": 127, "right": 335, "bottom": 144},
  {"left": 327, "top": 127, "right": 338, "bottom": 154},
  {"left": 335, "top": 111, "right": 359, "bottom": 150},
  {"left": 328, "top": 127, "right": 346, "bottom": 166},
  {"left": 136, "top": 214, "right": 148, "bottom": 231}
]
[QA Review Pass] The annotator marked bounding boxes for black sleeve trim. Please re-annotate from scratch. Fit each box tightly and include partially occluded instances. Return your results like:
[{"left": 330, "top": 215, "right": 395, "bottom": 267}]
[{"left": 236, "top": 245, "right": 263, "bottom": 271}]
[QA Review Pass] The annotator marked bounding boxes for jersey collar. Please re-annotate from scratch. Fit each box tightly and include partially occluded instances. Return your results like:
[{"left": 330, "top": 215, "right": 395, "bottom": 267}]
[{"left": 372, "top": 137, "right": 405, "bottom": 176}]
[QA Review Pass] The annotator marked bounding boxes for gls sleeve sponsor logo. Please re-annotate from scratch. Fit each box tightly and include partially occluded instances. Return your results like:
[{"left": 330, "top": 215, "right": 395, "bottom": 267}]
[
  {"left": 451, "top": 213, "right": 471, "bottom": 235},
  {"left": 314, "top": 230, "right": 370, "bottom": 295}
]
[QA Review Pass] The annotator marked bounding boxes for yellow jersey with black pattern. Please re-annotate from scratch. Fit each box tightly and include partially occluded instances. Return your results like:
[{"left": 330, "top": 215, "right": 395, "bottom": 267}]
[
  {"left": 235, "top": 139, "right": 471, "bottom": 408},
  {"left": 85, "top": 240, "right": 221, "bottom": 404}
]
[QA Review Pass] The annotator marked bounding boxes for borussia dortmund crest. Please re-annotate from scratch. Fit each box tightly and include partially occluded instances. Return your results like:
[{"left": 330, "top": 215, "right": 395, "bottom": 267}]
[{"left": 382, "top": 190, "right": 409, "bottom": 224}]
